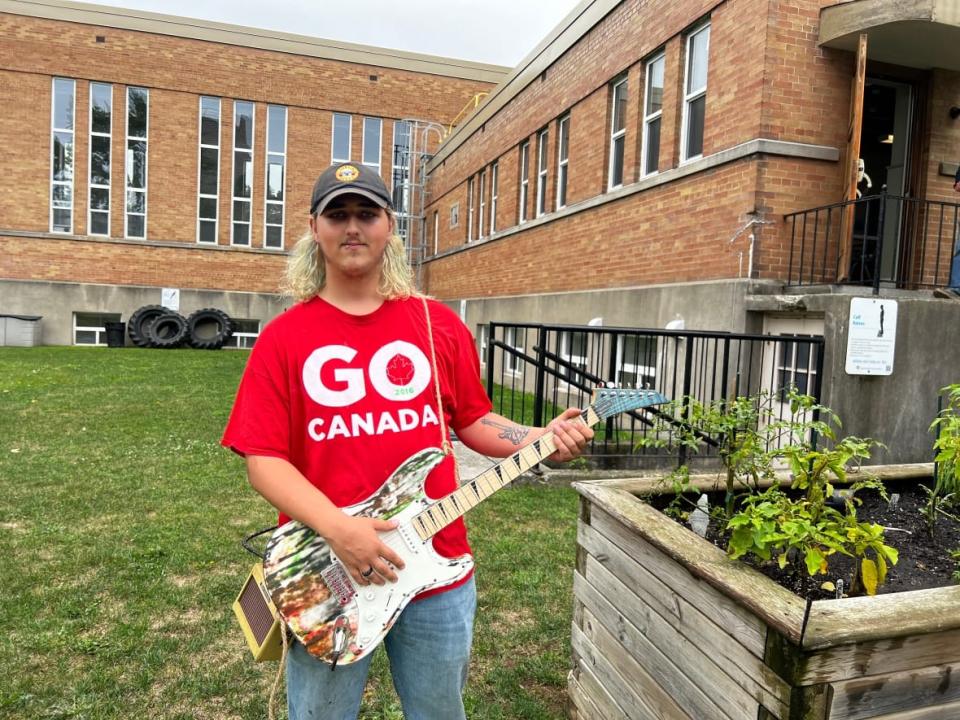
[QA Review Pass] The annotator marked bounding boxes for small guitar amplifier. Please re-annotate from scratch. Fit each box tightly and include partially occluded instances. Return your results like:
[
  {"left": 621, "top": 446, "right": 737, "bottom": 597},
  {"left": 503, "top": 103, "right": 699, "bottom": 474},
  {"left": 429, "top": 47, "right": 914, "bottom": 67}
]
[{"left": 233, "top": 561, "right": 283, "bottom": 662}]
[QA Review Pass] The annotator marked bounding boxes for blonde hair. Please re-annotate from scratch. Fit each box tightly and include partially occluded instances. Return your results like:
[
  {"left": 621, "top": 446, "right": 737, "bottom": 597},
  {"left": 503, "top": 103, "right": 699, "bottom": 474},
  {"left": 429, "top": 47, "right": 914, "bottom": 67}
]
[{"left": 281, "top": 210, "right": 419, "bottom": 302}]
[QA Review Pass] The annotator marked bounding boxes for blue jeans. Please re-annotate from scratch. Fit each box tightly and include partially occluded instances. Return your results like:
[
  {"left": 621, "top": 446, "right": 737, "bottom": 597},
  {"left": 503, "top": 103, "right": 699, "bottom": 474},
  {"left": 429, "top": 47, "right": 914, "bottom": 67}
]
[{"left": 286, "top": 576, "right": 476, "bottom": 720}]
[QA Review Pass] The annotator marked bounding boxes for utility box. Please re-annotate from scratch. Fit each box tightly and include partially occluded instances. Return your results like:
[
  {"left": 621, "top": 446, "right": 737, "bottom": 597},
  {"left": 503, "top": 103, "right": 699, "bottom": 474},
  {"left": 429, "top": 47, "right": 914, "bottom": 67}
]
[{"left": 0, "top": 315, "right": 42, "bottom": 346}]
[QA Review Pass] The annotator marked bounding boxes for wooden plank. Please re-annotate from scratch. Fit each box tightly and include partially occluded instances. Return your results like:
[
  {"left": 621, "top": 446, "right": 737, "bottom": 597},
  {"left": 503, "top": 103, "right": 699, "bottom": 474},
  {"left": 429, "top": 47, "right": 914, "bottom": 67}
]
[
  {"left": 578, "top": 527, "right": 792, "bottom": 714},
  {"left": 828, "top": 662, "right": 960, "bottom": 720},
  {"left": 576, "top": 484, "right": 807, "bottom": 644},
  {"left": 571, "top": 621, "right": 692, "bottom": 720},
  {"left": 581, "top": 492, "right": 805, "bottom": 647},
  {"left": 568, "top": 663, "right": 630, "bottom": 720},
  {"left": 799, "top": 627, "right": 960, "bottom": 685},
  {"left": 568, "top": 673, "right": 604, "bottom": 720},
  {"left": 804, "top": 587, "right": 960, "bottom": 650},
  {"left": 837, "top": 32, "right": 867, "bottom": 281},
  {"left": 577, "top": 569, "right": 771, "bottom": 720},
  {"left": 867, "top": 698, "right": 960, "bottom": 720}
]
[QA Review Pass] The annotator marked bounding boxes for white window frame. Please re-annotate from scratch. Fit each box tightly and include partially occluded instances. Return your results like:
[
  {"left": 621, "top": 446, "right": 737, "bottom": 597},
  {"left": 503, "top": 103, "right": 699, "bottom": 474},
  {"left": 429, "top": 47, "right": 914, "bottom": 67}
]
[
  {"left": 88, "top": 82, "right": 111, "bottom": 237},
  {"left": 558, "top": 330, "right": 588, "bottom": 389},
  {"left": 391, "top": 120, "right": 412, "bottom": 229},
  {"left": 263, "top": 104, "right": 287, "bottom": 250},
  {"left": 450, "top": 202, "right": 459, "bottom": 229},
  {"left": 556, "top": 114, "right": 570, "bottom": 210},
  {"left": 223, "top": 319, "right": 261, "bottom": 350},
  {"left": 332, "top": 113, "right": 351, "bottom": 163},
  {"left": 536, "top": 128, "right": 548, "bottom": 218},
  {"left": 230, "top": 100, "right": 254, "bottom": 247},
  {"left": 50, "top": 77, "right": 76, "bottom": 234},
  {"left": 361, "top": 116, "right": 382, "bottom": 171},
  {"left": 467, "top": 176, "right": 475, "bottom": 242},
  {"left": 504, "top": 326, "right": 523, "bottom": 376},
  {"left": 490, "top": 162, "right": 498, "bottom": 234},
  {"left": 641, "top": 52, "right": 665, "bottom": 178},
  {"left": 616, "top": 334, "right": 657, "bottom": 389},
  {"left": 608, "top": 77, "right": 627, "bottom": 191},
  {"left": 518, "top": 141, "right": 530, "bottom": 224},
  {"left": 124, "top": 86, "right": 149, "bottom": 239},
  {"left": 478, "top": 169, "right": 486, "bottom": 239},
  {"left": 196, "top": 96, "right": 220, "bottom": 245},
  {"left": 433, "top": 210, "right": 439, "bottom": 255},
  {"left": 477, "top": 323, "right": 489, "bottom": 367},
  {"left": 681, "top": 22, "right": 711, "bottom": 164},
  {"left": 73, "top": 312, "right": 120, "bottom": 346}
]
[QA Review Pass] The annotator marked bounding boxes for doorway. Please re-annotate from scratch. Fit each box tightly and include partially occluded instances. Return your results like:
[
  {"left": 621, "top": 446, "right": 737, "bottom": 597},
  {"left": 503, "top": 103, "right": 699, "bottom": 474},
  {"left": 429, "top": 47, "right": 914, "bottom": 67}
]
[{"left": 852, "top": 79, "right": 913, "bottom": 284}]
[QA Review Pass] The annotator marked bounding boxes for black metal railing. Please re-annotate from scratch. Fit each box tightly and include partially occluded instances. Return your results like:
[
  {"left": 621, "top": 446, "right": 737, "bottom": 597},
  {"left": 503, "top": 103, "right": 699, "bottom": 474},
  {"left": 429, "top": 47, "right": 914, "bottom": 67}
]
[
  {"left": 483, "top": 322, "right": 825, "bottom": 468},
  {"left": 785, "top": 193, "right": 960, "bottom": 293}
]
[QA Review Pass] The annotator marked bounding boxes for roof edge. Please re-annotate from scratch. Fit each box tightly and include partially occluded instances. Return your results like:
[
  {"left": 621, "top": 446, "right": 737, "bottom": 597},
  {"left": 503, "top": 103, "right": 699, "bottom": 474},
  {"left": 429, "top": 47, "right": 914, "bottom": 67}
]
[{"left": 0, "top": 0, "right": 512, "bottom": 82}]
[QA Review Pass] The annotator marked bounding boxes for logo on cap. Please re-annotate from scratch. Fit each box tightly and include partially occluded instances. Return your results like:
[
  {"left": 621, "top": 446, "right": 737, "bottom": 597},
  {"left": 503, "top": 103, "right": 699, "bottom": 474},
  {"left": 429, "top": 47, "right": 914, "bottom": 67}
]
[{"left": 335, "top": 165, "right": 360, "bottom": 182}]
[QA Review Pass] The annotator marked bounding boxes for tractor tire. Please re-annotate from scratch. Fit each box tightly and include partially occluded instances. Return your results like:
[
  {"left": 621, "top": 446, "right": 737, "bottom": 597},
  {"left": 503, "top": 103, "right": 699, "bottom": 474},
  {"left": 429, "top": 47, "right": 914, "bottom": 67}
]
[
  {"left": 186, "top": 308, "right": 234, "bottom": 350},
  {"left": 128, "top": 305, "right": 168, "bottom": 348},
  {"left": 145, "top": 311, "right": 188, "bottom": 349}
]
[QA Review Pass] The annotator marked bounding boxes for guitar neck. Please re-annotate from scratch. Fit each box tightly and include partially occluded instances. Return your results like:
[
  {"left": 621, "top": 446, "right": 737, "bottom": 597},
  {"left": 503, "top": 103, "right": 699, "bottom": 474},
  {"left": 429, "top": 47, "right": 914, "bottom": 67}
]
[{"left": 409, "top": 406, "right": 601, "bottom": 541}]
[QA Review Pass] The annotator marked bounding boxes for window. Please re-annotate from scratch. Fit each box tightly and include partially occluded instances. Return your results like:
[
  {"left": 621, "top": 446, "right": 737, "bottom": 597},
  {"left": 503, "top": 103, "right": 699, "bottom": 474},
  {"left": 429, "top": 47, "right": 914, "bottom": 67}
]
[
  {"left": 504, "top": 326, "right": 523, "bottom": 375},
  {"left": 332, "top": 113, "right": 351, "bottom": 162},
  {"left": 616, "top": 334, "right": 657, "bottom": 389},
  {"left": 776, "top": 336, "right": 819, "bottom": 399},
  {"left": 518, "top": 141, "right": 530, "bottom": 224},
  {"left": 50, "top": 77, "right": 75, "bottom": 233},
  {"left": 642, "top": 53, "right": 665, "bottom": 177},
  {"left": 556, "top": 114, "right": 570, "bottom": 209},
  {"left": 362, "top": 117, "right": 381, "bottom": 170},
  {"left": 223, "top": 318, "right": 261, "bottom": 349},
  {"left": 450, "top": 202, "right": 459, "bottom": 228},
  {"left": 477, "top": 323, "right": 489, "bottom": 366},
  {"left": 467, "top": 176, "right": 475, "bottom": 242},
  {"left": 608, "top": 77, "right": 627, "bottom": 189},
  {"left": 73, "top": 312, "right": 120, "bottom": 346},
  {"left": 536, "top": 129, "right": 548, "bottom": 217},
  {"left": 264, "top": 105, "right": 287, "bottom": 250},
  {"left": 559, "top": 330, "right": 588, "bottom": 386},
  {"left": 231, "top": 100, "right": 254, "bottom": 246},
  {"left": 478, "top": 169, "right": 486, "bottom": 239},
  {"left": 489, "top": 162, "right": 498, "bottom": 234},
  {"left": 392, "top": 120, "right": 412, "bottom": 219},
  {"left": 124, "top": 87, "right": 149, "bottom": 239},
  {"left": 88, "top": 82, "right": 111, "bottom": 236},
  {"left": 433, "top": 210, "right": 439, "bottom": 255},
  {"left": 681, "top": 23, "right": 710, "bottom": 162},
  {"left": 197, "top": 96, "right": 220, "bottom": 244}
]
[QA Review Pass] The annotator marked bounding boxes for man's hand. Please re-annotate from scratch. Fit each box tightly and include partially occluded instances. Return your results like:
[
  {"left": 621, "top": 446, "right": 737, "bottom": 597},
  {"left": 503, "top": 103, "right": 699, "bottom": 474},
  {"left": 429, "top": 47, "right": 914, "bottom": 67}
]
[
  {"left": 325, "top": 514, "right": 406, "bottom": 586},
  {"left": 546, "top": 407, "right": 594, "bottom": 462}
]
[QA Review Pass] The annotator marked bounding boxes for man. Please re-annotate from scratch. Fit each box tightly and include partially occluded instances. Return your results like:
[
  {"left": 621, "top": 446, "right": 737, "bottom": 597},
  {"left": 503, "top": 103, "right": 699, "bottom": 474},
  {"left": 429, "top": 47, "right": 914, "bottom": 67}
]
[{"left": 222, "top": 162, "right": 592, "bottom": 720}]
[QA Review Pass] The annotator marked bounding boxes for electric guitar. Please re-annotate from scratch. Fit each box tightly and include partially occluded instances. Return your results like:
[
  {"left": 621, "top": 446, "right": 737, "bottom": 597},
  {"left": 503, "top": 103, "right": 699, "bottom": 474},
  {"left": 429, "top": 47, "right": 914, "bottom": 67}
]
[{"left": 262, "top": 387, "right": 667, "bottom": 666}]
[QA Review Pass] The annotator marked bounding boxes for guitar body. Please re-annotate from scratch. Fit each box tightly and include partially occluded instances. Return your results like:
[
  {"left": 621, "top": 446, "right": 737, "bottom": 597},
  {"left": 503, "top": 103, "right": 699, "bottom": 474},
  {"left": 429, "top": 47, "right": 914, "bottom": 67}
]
[{"left": 262, "top": 447, "right": 473, "bottom": 665}]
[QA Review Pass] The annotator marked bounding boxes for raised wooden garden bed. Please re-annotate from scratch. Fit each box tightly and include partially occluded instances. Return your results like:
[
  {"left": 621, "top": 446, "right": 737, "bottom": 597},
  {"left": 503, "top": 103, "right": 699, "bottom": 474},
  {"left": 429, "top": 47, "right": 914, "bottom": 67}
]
[{"left": 568, "top": 466, "right": 960, "bottom": 720}]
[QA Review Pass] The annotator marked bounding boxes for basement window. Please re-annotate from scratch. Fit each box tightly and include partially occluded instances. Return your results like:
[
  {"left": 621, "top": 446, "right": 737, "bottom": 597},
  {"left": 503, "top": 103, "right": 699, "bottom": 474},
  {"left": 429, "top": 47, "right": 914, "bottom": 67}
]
[
  {"left": 73, "top": 312, "right": 120, "bottom": 346},
  {"left": 224, "top": 319, "right": 261, "bottom": 350}
]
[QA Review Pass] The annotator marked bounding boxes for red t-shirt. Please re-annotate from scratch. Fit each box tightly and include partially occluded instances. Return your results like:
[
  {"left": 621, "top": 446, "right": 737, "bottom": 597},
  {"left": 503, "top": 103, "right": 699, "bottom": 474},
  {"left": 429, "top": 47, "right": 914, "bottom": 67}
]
[{"left": 221, "top": 296, "right": 492, "bottom": 598}]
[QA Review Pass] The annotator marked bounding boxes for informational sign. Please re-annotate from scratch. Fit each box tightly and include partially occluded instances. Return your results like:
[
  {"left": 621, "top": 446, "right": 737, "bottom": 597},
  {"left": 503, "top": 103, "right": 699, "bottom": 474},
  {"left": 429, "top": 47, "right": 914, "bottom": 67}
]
[
  {"left": 845, "top": 297, "right": 897, "bottom": 375},
  {"left": 161, "top": 288, "right": 180, "bottom": 312}
]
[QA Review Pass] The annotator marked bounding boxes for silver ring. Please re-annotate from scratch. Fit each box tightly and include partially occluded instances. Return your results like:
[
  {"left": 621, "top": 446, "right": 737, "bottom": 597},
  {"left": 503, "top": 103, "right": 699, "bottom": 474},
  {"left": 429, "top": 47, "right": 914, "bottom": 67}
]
[{"left": 361, "top": 566, "right": 374, "bottom": 578}]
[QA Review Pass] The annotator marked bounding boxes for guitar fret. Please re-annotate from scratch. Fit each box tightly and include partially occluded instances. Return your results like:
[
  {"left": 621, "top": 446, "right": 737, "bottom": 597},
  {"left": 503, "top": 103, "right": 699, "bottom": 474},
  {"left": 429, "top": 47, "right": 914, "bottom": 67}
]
[
  {"left": 511, "top": 452, "right": 523, "bottom": 471},
  {"left": 469, "top": 480, "right": 482, "bottom": 501},
  {"left": 532, "top": 439, "right": 542, "bottom": 456},
  {"left": 493, "top": 465, "right": 503, "bottom": 482}
]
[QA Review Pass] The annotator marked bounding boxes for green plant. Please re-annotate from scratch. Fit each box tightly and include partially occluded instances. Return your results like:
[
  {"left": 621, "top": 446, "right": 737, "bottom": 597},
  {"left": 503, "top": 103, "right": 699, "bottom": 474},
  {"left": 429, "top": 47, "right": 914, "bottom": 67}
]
[
  {"left": 925, "top": 384, "right": 960, "bottom": 535},
  {"left": 952, "top": 549, "right": 960, "bottom": 584}
]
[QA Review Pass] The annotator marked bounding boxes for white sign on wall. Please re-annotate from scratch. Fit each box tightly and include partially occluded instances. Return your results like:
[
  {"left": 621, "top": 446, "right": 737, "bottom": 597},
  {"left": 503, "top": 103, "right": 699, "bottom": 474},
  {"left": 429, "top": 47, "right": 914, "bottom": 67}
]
[
  {"left": 845, "top": 297, "right": 897, "bottom": 376},
  {"left": 161, "top": 288, "right": 180, "bottom": 312}
]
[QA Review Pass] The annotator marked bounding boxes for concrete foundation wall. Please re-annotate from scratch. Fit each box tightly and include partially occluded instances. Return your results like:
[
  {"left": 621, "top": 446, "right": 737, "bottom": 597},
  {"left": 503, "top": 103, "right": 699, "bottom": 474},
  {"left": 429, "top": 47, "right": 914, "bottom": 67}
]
[{"left": 0, "top": 279, "right": 287, "bottom": 346}]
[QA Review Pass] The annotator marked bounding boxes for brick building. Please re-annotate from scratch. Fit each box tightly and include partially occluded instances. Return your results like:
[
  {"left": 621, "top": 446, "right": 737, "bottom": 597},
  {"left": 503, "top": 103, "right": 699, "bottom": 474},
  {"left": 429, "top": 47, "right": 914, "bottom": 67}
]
[
  {"left": 0, "top": 0, "right": 507, "bottom": 345},
  {"left": 419, "top": 0, "right": 960, "bottom": 463}
]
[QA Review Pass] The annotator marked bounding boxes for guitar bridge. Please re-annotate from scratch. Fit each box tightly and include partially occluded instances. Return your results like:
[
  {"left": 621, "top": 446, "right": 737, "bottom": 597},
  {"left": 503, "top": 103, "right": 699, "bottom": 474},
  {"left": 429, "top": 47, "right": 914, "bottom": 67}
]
[{"left": 320, "top": 562, "right": 357, "bottom": 606}]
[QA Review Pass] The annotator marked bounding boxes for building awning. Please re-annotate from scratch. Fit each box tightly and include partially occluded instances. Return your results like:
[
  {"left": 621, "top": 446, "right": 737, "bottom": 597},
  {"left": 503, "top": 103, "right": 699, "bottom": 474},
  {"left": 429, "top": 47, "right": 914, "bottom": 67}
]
[{"left": 819, "top": 0, "right": 960, "bottom": 71}]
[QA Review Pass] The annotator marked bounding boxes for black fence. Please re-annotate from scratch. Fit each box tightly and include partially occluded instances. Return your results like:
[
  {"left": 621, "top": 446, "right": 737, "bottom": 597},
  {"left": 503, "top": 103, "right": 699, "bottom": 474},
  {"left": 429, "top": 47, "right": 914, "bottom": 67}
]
[
  {"left": 785, "top": 193, "right": 960, "bottom": 293},
  {"left": 483, "top": 322, "right": 825, "bottom": 468}
]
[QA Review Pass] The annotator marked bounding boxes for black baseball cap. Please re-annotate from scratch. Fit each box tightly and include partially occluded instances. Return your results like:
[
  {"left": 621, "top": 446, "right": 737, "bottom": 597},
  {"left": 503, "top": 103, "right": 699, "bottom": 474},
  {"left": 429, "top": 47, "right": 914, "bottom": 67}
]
[{"left": 310, "top": 162, "right": 393, "bottom": 215}]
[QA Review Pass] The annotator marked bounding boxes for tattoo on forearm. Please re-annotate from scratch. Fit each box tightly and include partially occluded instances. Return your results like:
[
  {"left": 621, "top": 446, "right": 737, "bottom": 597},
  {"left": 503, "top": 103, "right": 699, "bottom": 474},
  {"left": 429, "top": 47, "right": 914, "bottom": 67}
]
[{"left": 480, "top": 418, "right": 530, "bottom": 446}]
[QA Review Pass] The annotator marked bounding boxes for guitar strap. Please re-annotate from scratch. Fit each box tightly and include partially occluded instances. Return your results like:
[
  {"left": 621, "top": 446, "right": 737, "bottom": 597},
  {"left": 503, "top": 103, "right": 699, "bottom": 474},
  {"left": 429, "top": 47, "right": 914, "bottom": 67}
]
[{"left": 420, "top": 295, "right": 461, "bottom": 485}]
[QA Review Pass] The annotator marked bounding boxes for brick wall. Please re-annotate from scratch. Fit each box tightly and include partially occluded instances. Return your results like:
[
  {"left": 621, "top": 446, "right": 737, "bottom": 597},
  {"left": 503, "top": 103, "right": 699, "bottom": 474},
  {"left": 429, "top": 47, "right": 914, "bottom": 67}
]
[{"left": 0, "top": 11, "right": 497, "bottom": 290}]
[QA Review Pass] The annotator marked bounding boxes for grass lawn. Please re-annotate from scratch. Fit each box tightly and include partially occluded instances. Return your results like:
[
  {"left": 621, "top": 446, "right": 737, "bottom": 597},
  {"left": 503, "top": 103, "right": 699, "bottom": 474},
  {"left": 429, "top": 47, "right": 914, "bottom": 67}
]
[{"left": 0, "top": 347, "right": 578, "bottom": 720}]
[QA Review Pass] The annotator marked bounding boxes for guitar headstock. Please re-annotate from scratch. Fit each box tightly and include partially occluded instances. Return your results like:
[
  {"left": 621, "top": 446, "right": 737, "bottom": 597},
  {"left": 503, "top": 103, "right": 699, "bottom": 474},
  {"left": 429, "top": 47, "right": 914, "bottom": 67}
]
[{"left": 590, "top": 386, "right": 668, "bottom": 420}]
